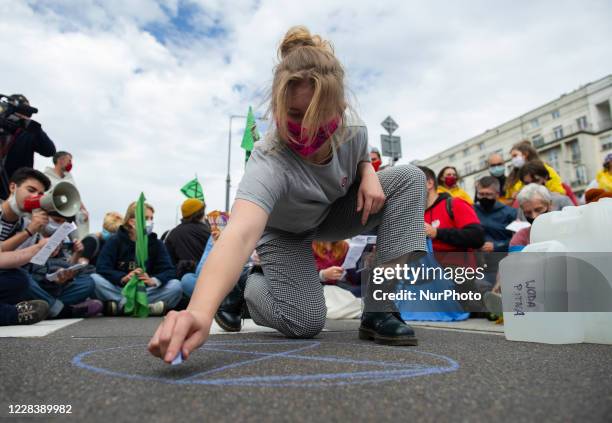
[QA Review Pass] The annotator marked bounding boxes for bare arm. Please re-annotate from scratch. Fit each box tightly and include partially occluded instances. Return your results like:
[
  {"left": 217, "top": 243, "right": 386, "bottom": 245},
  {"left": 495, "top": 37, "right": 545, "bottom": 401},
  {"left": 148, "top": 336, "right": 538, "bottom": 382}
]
[
  {"left": 187, "top": 199, "right": 268, "bottom": 317},
  {"left": 0, "top": 238, "right": 48, "bottom": 268},
  {"left": 148, "top": 199, "right": 268, "bottom": 362}
]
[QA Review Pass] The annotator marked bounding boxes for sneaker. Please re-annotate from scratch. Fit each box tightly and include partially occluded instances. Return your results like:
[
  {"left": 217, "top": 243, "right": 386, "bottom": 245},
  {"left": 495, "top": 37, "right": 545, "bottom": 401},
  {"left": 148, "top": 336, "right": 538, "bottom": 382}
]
[
  {"left": 70, "top": 299, "right": 103, "bottom": 318},
  {"left": 148, "top": 301, "right": 165, "bottom": 316},
  {"left": 15, "top": 300, "right": 49, "bottom": 325}
]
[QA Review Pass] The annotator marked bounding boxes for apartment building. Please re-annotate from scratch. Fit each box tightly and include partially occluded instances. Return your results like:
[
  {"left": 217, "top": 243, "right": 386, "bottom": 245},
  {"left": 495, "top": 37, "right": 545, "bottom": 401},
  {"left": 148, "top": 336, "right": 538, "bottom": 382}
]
[{"left": 413, "top": 74, "right": 612, "bottom": 197}]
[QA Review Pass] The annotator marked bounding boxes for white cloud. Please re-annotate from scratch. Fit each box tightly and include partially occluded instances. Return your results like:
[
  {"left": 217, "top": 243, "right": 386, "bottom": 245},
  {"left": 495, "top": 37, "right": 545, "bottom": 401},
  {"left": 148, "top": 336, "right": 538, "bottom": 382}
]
[{"left": 2, "top": 0, "right": 611, "bottom": 234}]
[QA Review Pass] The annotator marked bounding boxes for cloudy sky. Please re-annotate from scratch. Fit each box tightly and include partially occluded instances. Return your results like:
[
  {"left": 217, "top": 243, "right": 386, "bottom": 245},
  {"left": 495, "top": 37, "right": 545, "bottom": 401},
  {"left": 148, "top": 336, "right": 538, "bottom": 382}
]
[{"left": 2, "top": 0, "right": 611, "bottom": 233}]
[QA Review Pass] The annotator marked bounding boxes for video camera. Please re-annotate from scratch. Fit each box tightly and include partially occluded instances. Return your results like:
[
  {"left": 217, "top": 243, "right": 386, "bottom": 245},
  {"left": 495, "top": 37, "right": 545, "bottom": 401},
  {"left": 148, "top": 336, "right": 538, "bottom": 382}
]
[{"left": 0, "top": 94, "right": 38, "bottom": 135}]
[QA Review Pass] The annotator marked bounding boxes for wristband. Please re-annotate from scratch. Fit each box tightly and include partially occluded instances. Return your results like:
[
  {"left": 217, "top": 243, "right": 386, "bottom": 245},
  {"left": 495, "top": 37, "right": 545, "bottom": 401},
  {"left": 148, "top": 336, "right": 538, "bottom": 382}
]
[{"left": 24, "top": 227, "right": 34, "bottom": 237}]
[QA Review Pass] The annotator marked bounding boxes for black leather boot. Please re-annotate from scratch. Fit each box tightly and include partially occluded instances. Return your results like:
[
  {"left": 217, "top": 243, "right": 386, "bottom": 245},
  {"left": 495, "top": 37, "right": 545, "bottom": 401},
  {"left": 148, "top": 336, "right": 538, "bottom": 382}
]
[
  {"left": 359, "top": 312, "right": 418, "bottom": 346},
  {"left": 214, "top": 268, "right": 249, "bottom": 332}
]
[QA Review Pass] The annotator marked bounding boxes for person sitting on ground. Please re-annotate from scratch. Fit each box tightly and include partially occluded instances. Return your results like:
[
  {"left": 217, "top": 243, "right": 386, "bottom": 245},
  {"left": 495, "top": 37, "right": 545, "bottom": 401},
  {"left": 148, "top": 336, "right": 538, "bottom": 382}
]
[
  {"left": 0, "top": 168, "right": 96, "bottom": 319},
  {"left": 0, "top": 239, "right": 50, "bottom": 326},
  {"left": 312, "top": 240, "right": 348, "bottom": 284},
  {"left": 164, "top": 199, "right": 211, "bottom": 278},
  {"left": 92, "top": 201, "right": 182, "bottom": 316},
  {"left": 473, "top": 176, "right": 517, "bottom": 254},
  {"left": 420, "top": 166, "right": 485, "bottom": 254},
  {"left": 509, "top": 183, "right": 554, "bottom": 249},
  {"left": 80, "top": 211, "right": 124, "bottom": 266},
  {"left": 505, "top": 140, "right": 566, "bottom": 201},
  {"left": 436, "top": 166, "right": 473, "bottom": 205},
  {"left": 28, "top": 216, "right": 102, "bottom": 319},
  {"left": 312, "top": 239, "right": 361, "bottom": 319},
  {"left": 0, "top": 168, "right": 50, "bottom": 253},
  {"left": 517, "top": 160, "right": 573, "bottom": 216}
]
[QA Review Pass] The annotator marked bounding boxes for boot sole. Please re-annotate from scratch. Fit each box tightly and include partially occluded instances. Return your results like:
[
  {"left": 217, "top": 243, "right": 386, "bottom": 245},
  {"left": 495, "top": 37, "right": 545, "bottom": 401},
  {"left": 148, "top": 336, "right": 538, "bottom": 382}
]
[
  {"left": 358, "top": 328, "right": 418, "bottom": 346},
  {"left": 214, "top": 314, "right": 242, "bottom": 332}
]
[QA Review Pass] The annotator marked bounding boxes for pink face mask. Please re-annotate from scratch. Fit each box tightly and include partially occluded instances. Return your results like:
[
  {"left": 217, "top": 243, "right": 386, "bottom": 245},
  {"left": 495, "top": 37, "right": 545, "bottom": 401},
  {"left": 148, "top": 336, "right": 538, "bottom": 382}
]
[{"left": 285, "top": 117, "right": 340, "bottom": 158}]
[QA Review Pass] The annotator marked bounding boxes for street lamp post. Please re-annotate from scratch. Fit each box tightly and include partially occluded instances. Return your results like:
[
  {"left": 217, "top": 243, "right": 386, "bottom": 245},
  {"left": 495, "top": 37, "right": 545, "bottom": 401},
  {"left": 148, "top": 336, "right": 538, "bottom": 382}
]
[
  {"left": 225, "top": 114, "right": 267, "bottom": 212},
  {"left": 225, "top": 114, "right": 245, "bottom": 212}
]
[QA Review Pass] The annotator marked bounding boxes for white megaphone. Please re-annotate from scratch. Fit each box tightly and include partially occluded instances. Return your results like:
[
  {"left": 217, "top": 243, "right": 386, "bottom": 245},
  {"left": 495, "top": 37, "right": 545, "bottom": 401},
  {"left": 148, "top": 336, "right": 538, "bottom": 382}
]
[{"left": 23, "top": 181, "right": 82, "bottom": 218}]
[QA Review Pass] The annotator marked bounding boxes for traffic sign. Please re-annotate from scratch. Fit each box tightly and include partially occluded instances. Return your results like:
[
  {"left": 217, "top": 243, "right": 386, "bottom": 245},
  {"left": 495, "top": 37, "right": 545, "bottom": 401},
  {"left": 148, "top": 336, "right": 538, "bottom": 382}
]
[
  {"left": 381, "top": 134, "right": 402, "bottom": 159},
  {"left": 381, "top": 116, "right": 399, "bottom": 135}
]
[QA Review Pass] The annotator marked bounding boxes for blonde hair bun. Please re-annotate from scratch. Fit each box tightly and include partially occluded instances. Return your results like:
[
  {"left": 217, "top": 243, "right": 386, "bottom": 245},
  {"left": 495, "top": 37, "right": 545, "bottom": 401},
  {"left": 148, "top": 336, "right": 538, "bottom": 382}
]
[{"left": 278, "top": 26, "right": 333, "bottom": 59}]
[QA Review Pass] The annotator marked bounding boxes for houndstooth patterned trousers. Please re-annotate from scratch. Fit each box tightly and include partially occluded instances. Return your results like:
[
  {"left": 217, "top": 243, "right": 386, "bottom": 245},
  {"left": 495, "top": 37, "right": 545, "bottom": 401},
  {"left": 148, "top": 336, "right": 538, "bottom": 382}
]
[{"left": 244, "top": 165, "right": 426, "bottom": 338}]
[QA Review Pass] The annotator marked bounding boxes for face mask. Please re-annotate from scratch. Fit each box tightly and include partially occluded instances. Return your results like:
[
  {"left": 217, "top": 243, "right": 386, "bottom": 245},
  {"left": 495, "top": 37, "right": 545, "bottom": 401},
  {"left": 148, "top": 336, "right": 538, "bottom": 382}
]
[
  {"left": 285, "top": 117, "right": 339, "bottom": 158},
  {"left": 64, "top": 163, "right": 73, "bottom": 172},
  {"left": 489, "top": 165, "right": 505, "bottom": 177},
  {"left": 444, "top": 175, "right": 457, "bottom": 187},
  {"left": 7, "top": 194, "right": 25, "bottom": 217},
  {"left": 478, "top": 197, "right": 496, "bottom": 211},
  {"left": 512, "top": 155, "right": 525, "bottom": 168},
  {"left": 372, "top": 159, "right": 382, "bottom": 172},
  {"left": 101, "top": 228, "right": 112, "bottom": 240},
  {"left": 145, "top": 220, "right": 154, "bottom": 235},
  {"left": 45, "top": 220, "right": 61, "bottom": 236}
]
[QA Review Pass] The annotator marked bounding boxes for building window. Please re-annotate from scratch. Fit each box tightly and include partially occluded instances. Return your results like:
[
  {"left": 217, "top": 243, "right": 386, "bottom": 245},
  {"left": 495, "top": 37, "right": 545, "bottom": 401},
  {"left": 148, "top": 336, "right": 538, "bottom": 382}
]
[
  {"left": 449, "top": 153, "right": 455, "bottom": 161},
  {"left": 478, "top": 142, "right": 485, "bottom": 150},
  {"left": 575, "top": 165, "right": 587, "bottom": 185},
  {"left": 463, "top": 147, "right": 470, "bottom": 157},
  {"left": 568, "top": 141, "right": 581, "bottom": 162},
  {"left": 547, "top": 149, "right": 560, "bottom": 171},
  {"left": 553, "top": 125, "right": 564, "bottom": 140},
  {"left": 532, "top": 134, "right": 544, "bottom": 147},
  {"left": 600, "top": 134, "right": 612, "bottom": 151},
  {"left": 464, "top": 162, "right": 472, "bottom": 174},
  {"left": 479, "top": 155, "right": 487, "bottom": 170},
  {"left": 576, "top": 116, "right": 588, "bottom": 130},
  {"left": 551, "top": 110, "right": 560, "bottom": 119},
  {"left": 530, "top": 118, "right": 540, "bottom": 129}
]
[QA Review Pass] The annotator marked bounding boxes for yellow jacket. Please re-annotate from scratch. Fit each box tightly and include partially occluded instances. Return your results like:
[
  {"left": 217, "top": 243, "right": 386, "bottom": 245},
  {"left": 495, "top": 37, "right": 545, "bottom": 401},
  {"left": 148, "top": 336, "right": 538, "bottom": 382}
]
[
  {"left": 596, "top": 170, "right": 612, "bottom": 192},
  {"left": 437, "top": 185, "right": 473, "bottom": 204},
  {"left": 506, "top": 163, "right": 566, "bottom": 199}
]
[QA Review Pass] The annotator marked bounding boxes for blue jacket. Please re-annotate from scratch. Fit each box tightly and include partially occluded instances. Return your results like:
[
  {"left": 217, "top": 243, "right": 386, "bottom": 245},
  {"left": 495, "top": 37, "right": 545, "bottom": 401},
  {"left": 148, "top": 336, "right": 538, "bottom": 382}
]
[
  {"left": 96, "top": 226, "right": 176, "bottom": 286},
  {"left": 473, "top": 200, "right": 517, "bottom": 252}
]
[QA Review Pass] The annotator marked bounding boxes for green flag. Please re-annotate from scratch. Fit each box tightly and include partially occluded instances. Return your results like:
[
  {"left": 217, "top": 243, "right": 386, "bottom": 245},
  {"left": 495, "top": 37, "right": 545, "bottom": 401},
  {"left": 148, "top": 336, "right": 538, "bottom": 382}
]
[
  {"left": 241, "top": 106, "right": 260, "bottom": 162},
  {"left": 121, "top": 192, "right": 149, "bottom": 317},
  {"left": 181, "top": 178, "right": 204, "bottom": 201}
]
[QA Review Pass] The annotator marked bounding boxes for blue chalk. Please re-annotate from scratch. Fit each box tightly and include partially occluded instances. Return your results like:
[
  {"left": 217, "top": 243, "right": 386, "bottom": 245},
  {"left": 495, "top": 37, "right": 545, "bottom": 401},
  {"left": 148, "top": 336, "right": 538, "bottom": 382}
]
[{"left": 171, "top": 351, "right": 184, "bottom": 365}]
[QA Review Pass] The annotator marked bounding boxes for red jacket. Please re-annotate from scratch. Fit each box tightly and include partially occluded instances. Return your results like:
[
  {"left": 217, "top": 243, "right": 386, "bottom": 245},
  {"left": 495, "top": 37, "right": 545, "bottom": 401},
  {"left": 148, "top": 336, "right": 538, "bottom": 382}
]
[{"left": 425, "top": 193, "right": 484, "bottom": 252}]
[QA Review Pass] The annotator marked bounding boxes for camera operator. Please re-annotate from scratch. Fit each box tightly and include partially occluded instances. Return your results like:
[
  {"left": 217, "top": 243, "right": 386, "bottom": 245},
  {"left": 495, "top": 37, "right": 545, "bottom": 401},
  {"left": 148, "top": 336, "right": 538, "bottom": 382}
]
[{"left": 0, "top": 94, "right": 56, "bottom": 200}]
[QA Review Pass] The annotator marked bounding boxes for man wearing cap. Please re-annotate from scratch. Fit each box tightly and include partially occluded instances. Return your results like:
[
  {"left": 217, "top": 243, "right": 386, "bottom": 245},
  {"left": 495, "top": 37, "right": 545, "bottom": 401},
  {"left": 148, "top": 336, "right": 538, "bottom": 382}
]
[
  {"left": 0, "top": 94, "right": 56, "bottom": 200},
  {"left": 164, "top": 199, "right": 211, "bottom": 278}
]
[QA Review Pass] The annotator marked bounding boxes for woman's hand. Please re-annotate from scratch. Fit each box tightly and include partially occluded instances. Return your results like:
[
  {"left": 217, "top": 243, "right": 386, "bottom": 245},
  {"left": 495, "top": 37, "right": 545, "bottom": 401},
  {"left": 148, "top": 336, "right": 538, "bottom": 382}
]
[
  {"left": 322, "top": 266, "right": 344, "bottom": 281},
  {"left": 148, "top": 310, "right": 212, "bottom": 363},
  {"left": 357, "top": 163, "right": 386, "bottom": 225},
  {"left": 424, "top": 223, "right": 437, "bottom": 239}
]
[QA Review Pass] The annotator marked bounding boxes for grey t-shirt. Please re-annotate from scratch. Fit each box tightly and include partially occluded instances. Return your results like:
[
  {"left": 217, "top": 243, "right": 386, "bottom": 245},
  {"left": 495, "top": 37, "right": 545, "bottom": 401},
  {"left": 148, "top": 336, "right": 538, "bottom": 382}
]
[{"left": 235, "top": 119, "right": 370, "bottom": 243}]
